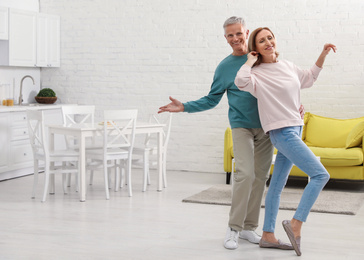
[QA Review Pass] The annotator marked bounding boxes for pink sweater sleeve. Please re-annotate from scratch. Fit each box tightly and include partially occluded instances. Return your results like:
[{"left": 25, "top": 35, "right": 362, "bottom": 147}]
[
  {"left": 294, "top": 63, "right": 322, "bottom": 89},
  {"left": 234, "top": 64, "right": 257, "bottom": 97}
]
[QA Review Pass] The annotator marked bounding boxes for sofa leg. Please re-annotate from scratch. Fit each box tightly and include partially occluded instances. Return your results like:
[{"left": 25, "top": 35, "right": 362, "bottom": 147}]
[{"left": 226, "top": 172, "right": 231, "bottom": 185}]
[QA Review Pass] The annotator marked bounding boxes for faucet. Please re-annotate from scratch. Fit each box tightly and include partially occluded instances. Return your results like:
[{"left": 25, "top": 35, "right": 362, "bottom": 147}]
[{"left": 19, "top": 75, "right": 35, "bottom": 106}]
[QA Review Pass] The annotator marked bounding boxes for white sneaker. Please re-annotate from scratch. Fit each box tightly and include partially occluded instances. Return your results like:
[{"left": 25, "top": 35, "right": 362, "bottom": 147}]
[
  {"left": 239, "top": 230, "right": 261, "bottom": 244},
  {"left": 224, "top": 227, "right": 239, "bottom": 249}
]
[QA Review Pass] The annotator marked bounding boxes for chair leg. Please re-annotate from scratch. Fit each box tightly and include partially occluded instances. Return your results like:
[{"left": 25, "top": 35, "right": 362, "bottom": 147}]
[
  {"left": 124, "top": 162, "right": 128, "bottom": 186},
  {"left": 120, "top": 161, "right": 125, "bottom": 188},
  {"left": 75, "top": 171, "right": 79, "bottom": 192},
  {"left": 143, "top": 150, "right": 149, "bottom": 192},
  {"left": 108, "top": 166, "right": 112, "bottom": 189},
  {"left": 62, "top": 173, "right": 67, "bottom": 195},
  {"left": 31, "top": 159, "right": 39, "bottom": 199},
  {"left": 89, "top": 159, "right": 94, "bottom": 186},
  {"left": 104, "top": 159, "right": 110, "bottom": 200},
  {"left": 162, "top": 152, "right": 167, "bottom": 188},
  {"left": 62, "top": 162, "right": 67, "bottom": 194},
  {"left": 42, "top": 162, "right": 50, "bottom": 202},
  {"left": 67, "top": 172, "right": 71, "bottom": 187},
  {"left": 127, "top": 159, "right": 132, "bottom": 197},
  {"left": 115, "top": 160, "right": 120, "bottom": 192},
  {"left": 147, "top": 167, "right": 150, "bottom": 185},
  {"left": 90, "top": 170, "right": 94, "bottom": 186}
]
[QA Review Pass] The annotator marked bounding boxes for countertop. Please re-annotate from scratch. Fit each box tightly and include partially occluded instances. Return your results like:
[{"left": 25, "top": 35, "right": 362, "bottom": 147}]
[{"left": 0, "top": 103, "right": 76, "bottom": 113}]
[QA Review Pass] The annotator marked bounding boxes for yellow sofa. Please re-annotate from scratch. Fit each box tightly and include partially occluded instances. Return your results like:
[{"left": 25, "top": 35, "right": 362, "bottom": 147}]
[{"left": 224, "top": 113, "right": 364, "bottom": 184}]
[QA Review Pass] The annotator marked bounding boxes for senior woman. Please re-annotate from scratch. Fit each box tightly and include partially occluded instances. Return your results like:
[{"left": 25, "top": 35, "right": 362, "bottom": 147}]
[{"left": 234, "top": 27, "right": 336, "bottom": 256}]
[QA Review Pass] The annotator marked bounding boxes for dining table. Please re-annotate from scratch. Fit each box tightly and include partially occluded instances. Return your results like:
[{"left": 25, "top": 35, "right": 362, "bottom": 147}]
[{"left": 47, "top": 122, "right": 165, "bottom": 202}]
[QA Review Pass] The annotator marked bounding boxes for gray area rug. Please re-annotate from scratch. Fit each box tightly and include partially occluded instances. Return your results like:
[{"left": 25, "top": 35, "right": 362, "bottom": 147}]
[{"left": 182, "top": 184, "right": 364, "bottom": 215}]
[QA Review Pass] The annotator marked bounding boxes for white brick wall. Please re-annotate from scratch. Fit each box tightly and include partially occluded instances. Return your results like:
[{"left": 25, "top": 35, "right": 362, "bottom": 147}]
[{"left": 39, "top": 0, "right": 364, "bottom": 173}]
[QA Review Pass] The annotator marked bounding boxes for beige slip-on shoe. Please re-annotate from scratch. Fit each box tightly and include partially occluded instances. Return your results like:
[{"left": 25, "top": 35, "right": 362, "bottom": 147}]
[
  {"left": 282, "top": 220, "right": 302, "bottom": 256},
  {"left": 259, "top": 239, "right": 294, "bottom": 250}
]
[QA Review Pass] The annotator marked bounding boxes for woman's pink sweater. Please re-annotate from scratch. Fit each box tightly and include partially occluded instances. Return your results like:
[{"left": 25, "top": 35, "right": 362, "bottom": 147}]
[{"left": 235, "top": 60, "right": 322, "bottom": 133}]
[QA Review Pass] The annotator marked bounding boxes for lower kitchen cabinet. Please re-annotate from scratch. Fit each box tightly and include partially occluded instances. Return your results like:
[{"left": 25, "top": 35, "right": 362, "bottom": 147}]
[
  {"left": 0, "top": 113, "right": 7, "bottom": 169},
  {"left": 0, "top": 108, "right": 64, "bottom": 181}
]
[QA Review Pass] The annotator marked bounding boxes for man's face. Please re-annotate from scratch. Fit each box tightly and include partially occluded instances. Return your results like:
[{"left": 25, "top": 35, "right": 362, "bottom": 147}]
[{"left": 224, "top": 23, "right": 249, "bottom": 55}]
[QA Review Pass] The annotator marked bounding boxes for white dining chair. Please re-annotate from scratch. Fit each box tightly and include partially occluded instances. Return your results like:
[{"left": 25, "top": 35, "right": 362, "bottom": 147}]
[
  {"left": 61, "top": 105, "right": 95, "bottom": 189},
  {"left": 27, "top": 110, "right": 79, "bottom": 202},
  {"left": 62, "top": 105, "right": 95, "bottom": 125},
  {"left": 132, "top": 113, "right": 172, "bottom": 192},
  {"left": 61, "top": 105, "right": 95, "bottom": 146},
  {"left": 86, "top": 109, "right": 138, "bottom": 199}
]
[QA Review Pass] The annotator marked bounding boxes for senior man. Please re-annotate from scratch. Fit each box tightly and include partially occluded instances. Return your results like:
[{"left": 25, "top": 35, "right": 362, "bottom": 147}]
[{"left": 159, "top": 16, "right": 274, "bottom": 249}]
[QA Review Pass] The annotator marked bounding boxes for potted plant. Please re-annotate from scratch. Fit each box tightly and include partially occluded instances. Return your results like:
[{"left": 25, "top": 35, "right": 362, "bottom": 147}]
[{"left": 35, "top": 88, "right": 57, "bottom": 104}]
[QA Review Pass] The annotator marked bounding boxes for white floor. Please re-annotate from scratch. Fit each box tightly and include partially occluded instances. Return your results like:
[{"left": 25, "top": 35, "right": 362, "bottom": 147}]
[{"left": 0, "top": 169, "right": 364, "bottom": 260}]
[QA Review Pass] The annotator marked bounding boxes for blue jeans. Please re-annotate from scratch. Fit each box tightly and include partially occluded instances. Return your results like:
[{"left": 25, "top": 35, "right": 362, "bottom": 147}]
[{"left": 263, "top": 126, "right": 330, "bottom": 233}]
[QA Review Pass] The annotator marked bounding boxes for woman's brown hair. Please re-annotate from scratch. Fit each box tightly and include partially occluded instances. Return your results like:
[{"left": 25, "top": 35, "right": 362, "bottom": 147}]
[{"left": 248, "top": 27, "right": 279, "bottom": 67}]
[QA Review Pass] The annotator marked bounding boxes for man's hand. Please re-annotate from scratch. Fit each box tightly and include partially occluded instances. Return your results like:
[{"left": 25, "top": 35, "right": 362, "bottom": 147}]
[
  {"left": 299, "top": 104, "right": 305, "bottom": 119},
  {"left": 158, "top": 96, "right": 184, "bottom": 113}
]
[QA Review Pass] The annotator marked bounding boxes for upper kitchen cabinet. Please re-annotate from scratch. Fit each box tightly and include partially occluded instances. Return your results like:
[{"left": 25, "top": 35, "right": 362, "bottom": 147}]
[
  {"left": 0, "top": 8, "right": 60, "bottom": 67},
  {"left": 37, "top": 13, "right": 60, "bottom": 67},
  {"left": 9, "top": 9, "right": 37, "bottom": 66},
  {"left": 0, "top": 8, "right": 37, "bottom": 67},
  {"left": 0, "top": 7, "right": 8, "bottom": 40}
]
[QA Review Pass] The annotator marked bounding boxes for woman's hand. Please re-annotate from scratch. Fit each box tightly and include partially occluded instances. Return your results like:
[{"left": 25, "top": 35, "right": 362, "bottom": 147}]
[
  {"left": 245, "top": 51, "right": 259, "bottom": 67},
  {"left": 321, "top": 43, "right": 337, "bottom": 56},
  {"left": 315, "top": 43, "right": 337, "bottom": 68}
]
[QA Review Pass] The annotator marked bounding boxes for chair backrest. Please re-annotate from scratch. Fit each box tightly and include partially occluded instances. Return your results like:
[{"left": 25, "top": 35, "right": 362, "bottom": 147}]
[
  {"left": 62, "top": 105, "right": 95, "bottom": 148},
  {"left": 103, "top": 109, "right": 138, "bottom": 154},
  {"left": 27, "top": 110, "right": 48, "bottom": 158},
  {"left": 61, "top": 105, "right": 95, "bottom": 126},
  {"left": 145, "top": 113, "right": 172, "bottom": 151}
]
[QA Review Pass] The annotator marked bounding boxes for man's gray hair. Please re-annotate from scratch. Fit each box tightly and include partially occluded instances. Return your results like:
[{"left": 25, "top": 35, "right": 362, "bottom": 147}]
[{"left": 223, "top": 16, "right": 246, "bottom": 30}]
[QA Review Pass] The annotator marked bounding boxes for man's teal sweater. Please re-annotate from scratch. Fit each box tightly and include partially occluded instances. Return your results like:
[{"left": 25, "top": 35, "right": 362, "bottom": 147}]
[{"left": 183, "top": 54, "right": 262, "bottom": 129}]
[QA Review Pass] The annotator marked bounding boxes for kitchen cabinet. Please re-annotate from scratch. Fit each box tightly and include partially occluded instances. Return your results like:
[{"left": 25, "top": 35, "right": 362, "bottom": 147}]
[
  {"left": 0, "top": 107, "right": 65, "bottom": 181},
  {"left": 0, "top": 7, "right": 8, "bottom": 40},
  {"left": 8, "top": 112, "right": 33, "bottom": 168},
  {"left": 37, "top": 13, "right": 60, "bottom": 67},
  {"left": 0, "top": 114, "right": 7, "bottom": 169},
  {"left": 0, "top": 111, "right": 34, "bottom": 180},
  {"left": 0, "top": 8, "right": 60, "bottom": 67},
  {"left": 8, "top": 9, "right": 37, "bottom": 67}
]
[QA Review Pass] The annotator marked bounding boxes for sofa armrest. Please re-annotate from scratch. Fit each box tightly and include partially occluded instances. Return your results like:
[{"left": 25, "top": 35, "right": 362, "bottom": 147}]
[{"left": 224, "top": 128, "right": 233, "bottom": 172}]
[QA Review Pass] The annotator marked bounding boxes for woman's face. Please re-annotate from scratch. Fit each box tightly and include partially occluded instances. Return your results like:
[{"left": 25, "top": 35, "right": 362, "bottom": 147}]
[{"left": 255, "top": 29, "right": 277, "bottom": 58}]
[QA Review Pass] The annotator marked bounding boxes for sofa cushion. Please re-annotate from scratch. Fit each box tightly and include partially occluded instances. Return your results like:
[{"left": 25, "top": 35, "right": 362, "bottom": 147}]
[
  {"left": 301, "top": 112, "right": 310, "bottom": 140},
  {"left": 305, "top": 113, "right": 364, "bottom": 148},
  {"left": 308, "top": 146, "right": 363, "bottom": 166},
  {"left": 346, "top": 121, "right": 364, "bottom": 148}
]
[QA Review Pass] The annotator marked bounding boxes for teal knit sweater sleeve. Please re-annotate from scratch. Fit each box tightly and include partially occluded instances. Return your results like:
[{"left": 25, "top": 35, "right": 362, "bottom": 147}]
[{"left": 183, "top": 71, "right": 225, "bottom": 113}]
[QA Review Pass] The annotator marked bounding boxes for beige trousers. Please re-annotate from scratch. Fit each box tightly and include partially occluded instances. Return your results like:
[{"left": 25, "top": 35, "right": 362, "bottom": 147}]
[{"left": 229, "top": 128, "right": 274, "bottom": 231}]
